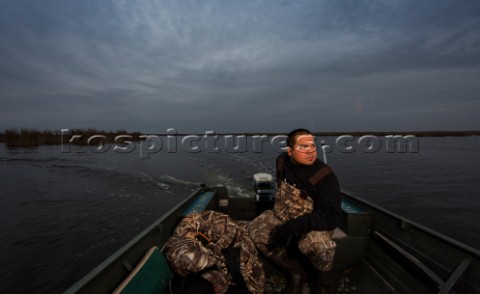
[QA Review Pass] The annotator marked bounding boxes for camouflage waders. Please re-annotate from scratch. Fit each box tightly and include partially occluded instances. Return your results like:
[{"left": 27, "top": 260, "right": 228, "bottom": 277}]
[
  {"left": 164, "top": 210, "right": 264, "bottom": 294},
  {"left": 249, "top": 180, "right": 336, "bottom": 271}
]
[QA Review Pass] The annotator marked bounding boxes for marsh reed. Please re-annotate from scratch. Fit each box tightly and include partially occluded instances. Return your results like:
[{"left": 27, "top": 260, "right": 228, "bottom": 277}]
[{"left": 2, "top": 128, "right": 143, "bottom": 147}]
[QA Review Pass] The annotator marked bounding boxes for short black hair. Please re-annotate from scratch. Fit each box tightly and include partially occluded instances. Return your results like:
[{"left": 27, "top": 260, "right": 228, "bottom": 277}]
[{"left": 287, "top": 128, "right": 313, "bottom": 148}]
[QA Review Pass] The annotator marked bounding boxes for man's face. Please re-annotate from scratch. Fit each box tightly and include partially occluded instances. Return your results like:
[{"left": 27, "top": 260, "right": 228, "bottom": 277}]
[{"left": 288, "top": 134, "right": 317, "bottom": 165}]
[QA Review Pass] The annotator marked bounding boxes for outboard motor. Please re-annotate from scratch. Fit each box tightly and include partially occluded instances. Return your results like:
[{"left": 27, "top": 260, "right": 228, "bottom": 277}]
[{"left": 252, "top": 173, "right": 275, "bottom": 202}]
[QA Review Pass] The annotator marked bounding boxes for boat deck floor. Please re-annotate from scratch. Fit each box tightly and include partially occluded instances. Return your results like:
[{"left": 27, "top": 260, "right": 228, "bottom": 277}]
[
  {"left": 262, "top": 258, "right": 397, "bottom": 294},
  {"left": 335, "top": 261, "right": 397, "bottom": 293}
]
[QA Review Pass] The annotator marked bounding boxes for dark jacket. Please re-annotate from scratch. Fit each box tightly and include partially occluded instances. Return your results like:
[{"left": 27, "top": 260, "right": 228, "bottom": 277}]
[{"left": 277, "top": 153, "right": 342, "bottom": 233}]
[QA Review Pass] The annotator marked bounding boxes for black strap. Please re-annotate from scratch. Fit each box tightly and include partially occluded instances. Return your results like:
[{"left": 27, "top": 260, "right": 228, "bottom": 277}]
[
  {"left": 171, "top": 250, "right": 251, "bottom": 294},
  {"left": 308, "top": 166, "right": 332, "bottom": 186},
  {"left": 276, "top": 154, "right": 286, "bottom": 188},
  {"left": 222, "top": 247, "right": 250, "bottom": 294}
]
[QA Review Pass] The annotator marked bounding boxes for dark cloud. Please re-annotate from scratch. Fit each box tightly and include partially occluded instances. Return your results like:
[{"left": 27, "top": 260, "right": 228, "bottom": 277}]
[{"left": 1, "top": 0, "right": 480, "bottom": 133}]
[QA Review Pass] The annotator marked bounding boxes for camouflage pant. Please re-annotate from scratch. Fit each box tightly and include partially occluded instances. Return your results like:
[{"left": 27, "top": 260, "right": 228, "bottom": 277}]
[{"left": 249, "top": 209, "right": 336, "bottom": 271}]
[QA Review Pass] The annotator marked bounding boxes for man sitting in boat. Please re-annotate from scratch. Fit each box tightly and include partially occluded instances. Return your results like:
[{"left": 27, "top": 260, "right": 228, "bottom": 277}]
[{"left": 249, "top": 128, "right": 342, "bottom": 293}]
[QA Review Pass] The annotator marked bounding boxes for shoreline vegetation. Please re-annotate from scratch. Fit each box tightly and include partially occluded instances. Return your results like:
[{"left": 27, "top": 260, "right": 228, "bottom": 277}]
[
  {"left": 1, "top": 128, "right": 144, "bottom": 147},
  {"left": 0, "top": 128, "right": 479, "bottom": 148}
]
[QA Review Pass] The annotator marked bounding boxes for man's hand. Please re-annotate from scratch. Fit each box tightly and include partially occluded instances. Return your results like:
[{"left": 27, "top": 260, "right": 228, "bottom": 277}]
[{"left": 267, "top": 220, "right": 297, "bottom": 250}]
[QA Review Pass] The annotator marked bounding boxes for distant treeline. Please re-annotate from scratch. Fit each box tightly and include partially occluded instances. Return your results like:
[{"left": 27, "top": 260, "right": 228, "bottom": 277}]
[
  {"left": 1, "top": 128, "right": 143, "bottom": 147},
  {"left": 0, "top": 128, "right": 478, "bottom": 147},
  {"left": 192, "top": 131, "right": 480, "bottom": 137},
  {"left": 312, "top": 131, "right": 480, "bottom": 137}
]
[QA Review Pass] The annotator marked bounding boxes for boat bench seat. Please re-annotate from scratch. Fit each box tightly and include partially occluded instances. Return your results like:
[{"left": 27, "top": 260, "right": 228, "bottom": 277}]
[
  {"left": 332, "top": 227, "right": 347, "bottom": 238},
  {"left": 333, "top": 199, "right": 374, "bottom": 270},
  {"left": 113, "top": 247, "right": 172, "bottom": 294},
  {"left": 340, "top": 198, "right": 373, "bottom": 237}
]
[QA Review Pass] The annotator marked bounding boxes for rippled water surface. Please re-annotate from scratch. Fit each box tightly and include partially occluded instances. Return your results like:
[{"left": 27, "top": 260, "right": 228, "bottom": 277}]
[{"left": 0, "top": 136, "right": 479, "bottom": 293}]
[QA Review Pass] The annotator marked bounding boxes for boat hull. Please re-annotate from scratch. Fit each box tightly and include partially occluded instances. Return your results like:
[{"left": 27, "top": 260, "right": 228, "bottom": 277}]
[{"left": 64, "top": 186, "right": 480, "bottom": 294}]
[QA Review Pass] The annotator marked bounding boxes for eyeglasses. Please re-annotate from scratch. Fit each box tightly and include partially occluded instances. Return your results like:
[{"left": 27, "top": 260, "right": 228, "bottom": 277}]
[{"left": 295, "top": 144, "right": 317, "bottom": 153}]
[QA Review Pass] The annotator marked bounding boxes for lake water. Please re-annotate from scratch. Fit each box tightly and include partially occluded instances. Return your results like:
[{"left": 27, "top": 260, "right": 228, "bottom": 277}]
[{"left": 0, "top": 136, "right": 479, "bottom": 293}]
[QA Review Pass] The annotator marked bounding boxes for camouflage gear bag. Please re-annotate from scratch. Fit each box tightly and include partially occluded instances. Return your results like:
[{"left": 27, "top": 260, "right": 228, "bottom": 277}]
[{"left": 164, "top": 210, "right": 265, "bottom": 294}]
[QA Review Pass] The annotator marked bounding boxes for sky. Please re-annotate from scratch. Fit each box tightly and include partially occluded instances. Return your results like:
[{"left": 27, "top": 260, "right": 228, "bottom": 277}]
[{"left": 1, "top": 0, "right": 480, "bottom": 133}]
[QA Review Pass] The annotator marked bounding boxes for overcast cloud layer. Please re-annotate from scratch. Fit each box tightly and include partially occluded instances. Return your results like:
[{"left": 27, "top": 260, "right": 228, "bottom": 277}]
[{"left": 1, "top": 0, "right": 480, "bottom": 133}]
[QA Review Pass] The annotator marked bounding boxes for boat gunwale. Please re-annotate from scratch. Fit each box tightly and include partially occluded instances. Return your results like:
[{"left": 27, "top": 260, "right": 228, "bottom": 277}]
[
  {"left": 63, "top": 186, "right": 211, "bottom": 294},
  {"left": 341, "top": 190, "right": 480, "bottom": 259}
]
